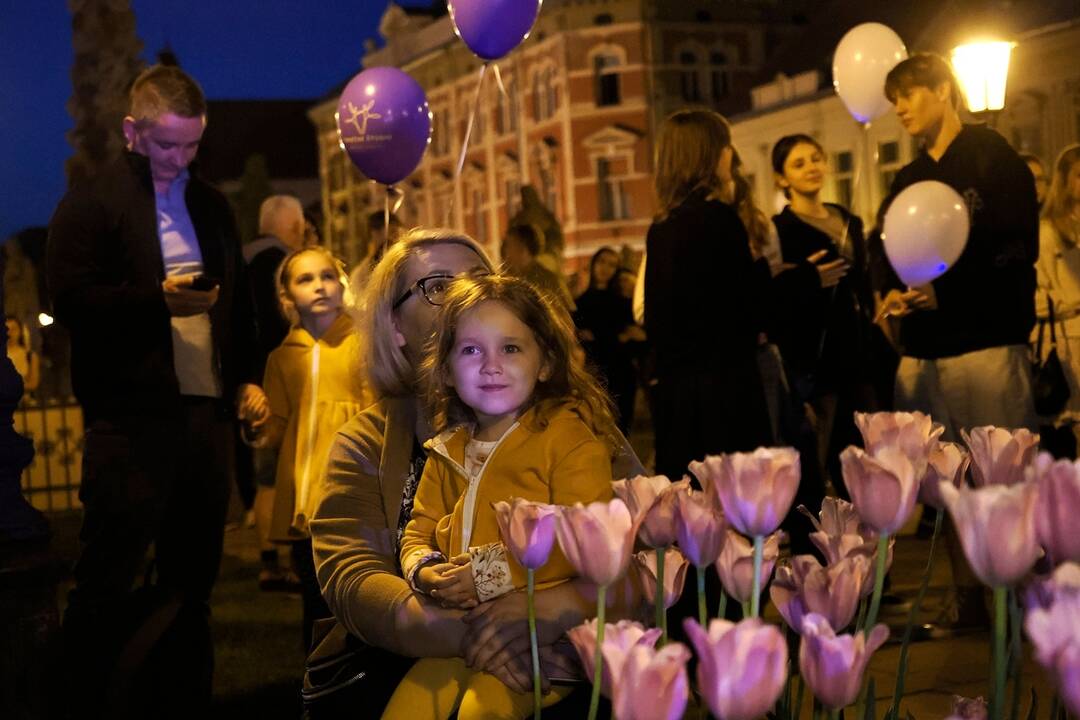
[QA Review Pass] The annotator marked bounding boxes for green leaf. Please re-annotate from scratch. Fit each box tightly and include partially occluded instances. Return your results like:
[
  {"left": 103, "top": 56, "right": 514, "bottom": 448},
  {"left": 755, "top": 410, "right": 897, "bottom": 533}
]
[{"left": 863, "top": 678, "right": 877, "bottom": 720}]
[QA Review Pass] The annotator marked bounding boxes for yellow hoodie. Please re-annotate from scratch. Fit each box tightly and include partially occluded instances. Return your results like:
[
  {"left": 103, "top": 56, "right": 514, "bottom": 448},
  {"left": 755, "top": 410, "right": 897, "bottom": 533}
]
[
  {"left": 400, "top": 403, "right": 613, "bottom": 601},
  {"left": 263, "top": 312, "right": 372, "bottom": 540}
]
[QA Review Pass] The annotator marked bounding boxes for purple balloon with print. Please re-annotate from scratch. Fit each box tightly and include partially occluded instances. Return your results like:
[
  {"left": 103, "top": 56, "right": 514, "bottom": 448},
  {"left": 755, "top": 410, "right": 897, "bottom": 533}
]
[
  {"left": 336, "top": 67, "right": 431, "bottom": 186},
  {"left": 448, "top": 0, "right": 543, "bottom": 61}
]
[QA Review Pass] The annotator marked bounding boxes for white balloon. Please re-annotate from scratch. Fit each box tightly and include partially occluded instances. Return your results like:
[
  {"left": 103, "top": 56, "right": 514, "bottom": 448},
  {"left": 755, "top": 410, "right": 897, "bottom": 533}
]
[
  {"left": 832, "top": 23, "right": 908, "bottom": 123},
  {"left": 882, "top": 181, "right": 970, "bottom": 287}
]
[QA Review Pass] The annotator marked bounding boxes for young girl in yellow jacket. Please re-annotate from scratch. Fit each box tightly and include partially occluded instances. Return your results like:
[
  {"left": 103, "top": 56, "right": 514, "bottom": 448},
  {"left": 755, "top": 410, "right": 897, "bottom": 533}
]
[
  {"left": 244, "top": 246, "right": 371, "bottom": 649},
  {"left": 382, "top": 274, "right": 619, "bottom": 720}
]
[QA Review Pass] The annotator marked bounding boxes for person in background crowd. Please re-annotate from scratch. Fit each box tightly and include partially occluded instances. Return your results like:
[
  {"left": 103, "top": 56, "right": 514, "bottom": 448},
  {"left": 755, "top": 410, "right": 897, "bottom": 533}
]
[
  {"left": 574, "top": 247, "right": 643, "bottom": 435},
  {"left": 47, "top": 64, "right": 260, "bottom": 717},
  {"left": 242, "top": 246, "right": 371, "bottom": 651},
  {"left": 769, "top": 134, "right": 880, "bottom": 489},
  {"left": 244, "top": 194, "right": 308, "bottom": 591},
  {"left": 6, "top": 315, "right": 40, "bottom": 395},
  {"left": 645, "top": 108, "right": 773, "bottom": 480},
  {"left": 309, "top": 228, "right": 643, "bottom": 717},
  {"left": 501, "top": 223, "right": 575, "bottom": 312},
  {"left": 1034, "top": 144, "right": 1080, "bottom": 449},
  {"left": 873, "top": 52, "right": 1038, "bottom": 631},
  {"left": 1021, "top": 152, "right": 1050, "bottom": 208},
  {"left": 369, "top": 209, "right": 404, "bottom": 262}
]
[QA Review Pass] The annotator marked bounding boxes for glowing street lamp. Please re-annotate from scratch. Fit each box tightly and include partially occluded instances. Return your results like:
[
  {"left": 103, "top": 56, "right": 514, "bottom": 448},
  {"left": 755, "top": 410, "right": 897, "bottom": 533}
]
[{"left": 951, "top": 40, "right": 1015, "bottom": 113}]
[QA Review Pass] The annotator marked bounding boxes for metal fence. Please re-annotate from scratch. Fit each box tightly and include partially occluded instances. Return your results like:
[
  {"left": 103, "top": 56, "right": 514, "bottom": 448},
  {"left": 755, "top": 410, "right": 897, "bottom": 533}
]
[{"left": 15, "top": 395, "right": 83, "bottom": 513}]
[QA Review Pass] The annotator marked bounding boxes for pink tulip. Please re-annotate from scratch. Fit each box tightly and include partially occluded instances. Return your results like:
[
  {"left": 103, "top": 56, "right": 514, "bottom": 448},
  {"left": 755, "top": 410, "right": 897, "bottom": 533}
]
[
  {"left": 854, "top": 410, "right": 943, "bottom": 477},
  {"left": 839, "top": 445, "right": 920, "bottom": 534},
  {"left": 850, "top": 536, "right": 895, "bottom": 598},
  {"left": 566, "top": 619, "right": 662, "bottom": 699},
  {"left": 492, "top": 498, "right": 558, "bottom": 569},
  {"left": 962, "top": 426, "right": 1040, "bottom": 487},
  {"left": 939, "top": 481, "right": 1040, "bottom": 587},
  {"left": 944, "top": 695, "right": 988, "bottom": 720},
  {"left": 633, "top": 547, "right": 689, "bottom": 610},
  {"left": 1025, "top": 573, "right": 1080, "bottom": 669},
  {"left": 799, "top": 613, "right": 889, "bottom": 710},
  {"left": 714, "top": 529, "right": 782, "bottom": 604},
  {"left": 612, "top": 643, "right": 691, "bottom": 720},
  {"left": 1057, "top": 643, "right": 1080, "bottom": 717},
  {"left": 683, "top": 617, "right": 788, "bottom": 720},
  {"left": 690, "top": 447, "right": 800, "bottom": 536},
  {"left": 555, "top": 499, "right": 635, "bottom": 586},
  {"left": 919, "top": 441, "right": 971, "bottom": 510},
  {"left": 799, "top": 497, "right": 876, "bottom": 566},
  {"left": 770, "top": 554, "right": 867, "bottom": 634},
  {"left": 674, "top": 489, "right": 727, "bottom": 567},
  {"left": 1032, "top": 453, "right": 1080, "bottom": 564},
  {"left": 613, "top": 475, "right": 690, "bottom": 548}
]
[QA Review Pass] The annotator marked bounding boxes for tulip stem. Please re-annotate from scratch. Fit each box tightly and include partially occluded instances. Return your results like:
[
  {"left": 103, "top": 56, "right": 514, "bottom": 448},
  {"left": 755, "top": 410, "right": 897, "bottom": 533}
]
[
  {"left": 863, "top": 532, "right": 890, "bottom": 633},
  {"left": 527, "top": 569, "right": 541, "bottom": 720},
  {"left": 696, "top": 565, "right": 707, "bottom": 627},
  {"left": 655, "top": 547, "right": 667, "bottom": 644},
  {"left": 750, "top": 534, "right": 763, "bottom": 618},
  {"left": 828, "top": 710, "right": 840, "bottom": 720},
  {"left": 717, "top": 589, "right": 728, "bottom": 620},
  {"left": 1008, "top": 588, "right": 1022, "bottom": 720},
  {"left": 794, "top": 673, "right": 805, "bottom": 720},
  {"left": 587, "top": 584, "right": 607, "bottom": 720},
  {"left": 992, "top": 585, "right": 1007, "bottom": 720},
  {"left": 889, "top": 511, "right": 942, "bottom": 718}
]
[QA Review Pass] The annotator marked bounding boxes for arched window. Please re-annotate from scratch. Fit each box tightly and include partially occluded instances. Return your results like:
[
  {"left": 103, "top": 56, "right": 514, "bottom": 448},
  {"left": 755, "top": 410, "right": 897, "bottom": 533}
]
[
  {"left": 594, "top": 54, "right": 621, "bottom": 106},
  {"left": 710, "top": 51, "right": 730, "bottom": 100},
  {"left": 680, "top": 51, "right": 701, "bottom": 103}
]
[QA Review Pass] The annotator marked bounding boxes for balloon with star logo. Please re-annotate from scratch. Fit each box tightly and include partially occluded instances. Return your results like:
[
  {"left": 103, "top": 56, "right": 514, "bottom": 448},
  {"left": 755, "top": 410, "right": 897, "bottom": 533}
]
[{"left": 336, "top": 66, "right": 432, "bottom": 186}]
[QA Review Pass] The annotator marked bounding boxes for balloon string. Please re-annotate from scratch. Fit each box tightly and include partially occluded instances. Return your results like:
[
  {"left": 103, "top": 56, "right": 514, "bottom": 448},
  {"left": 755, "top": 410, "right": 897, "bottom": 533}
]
[
  {"left": 444, "top": 62, "right": 489, "bottom": 227},
  {"left": 383, "top": 184, "right": 404, "bottom": 255},
  {"left": 492, "top": 62, "right": 509, "bottom": 100}
]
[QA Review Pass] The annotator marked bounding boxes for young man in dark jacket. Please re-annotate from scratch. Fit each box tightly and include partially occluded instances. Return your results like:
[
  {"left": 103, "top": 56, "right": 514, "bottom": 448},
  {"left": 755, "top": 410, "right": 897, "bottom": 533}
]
[
  {"left": 872, "top": 52, "right": 1038, "bottom": 630},
  {"left": 47, "top": 65, "right": 260, "bottom": 717}
]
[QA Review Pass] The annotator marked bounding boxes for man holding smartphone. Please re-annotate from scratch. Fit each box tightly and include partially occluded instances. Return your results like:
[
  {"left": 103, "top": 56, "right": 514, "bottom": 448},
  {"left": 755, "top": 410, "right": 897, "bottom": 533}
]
[{"left": 47, "top": 64, "right": 261, "bottom": 717}]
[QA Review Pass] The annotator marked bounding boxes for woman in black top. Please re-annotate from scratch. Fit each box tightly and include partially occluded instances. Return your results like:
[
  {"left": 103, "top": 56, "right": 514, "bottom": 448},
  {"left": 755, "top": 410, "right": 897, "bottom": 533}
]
[
  {"left": 644, "top": 110, "right": 772, "bottom": 481},
  {"left": 574, "top": 247, "right": 643, "bottom": 435},
  {"left": 769, "top": 134, "right": 882, "bottom": 488}
]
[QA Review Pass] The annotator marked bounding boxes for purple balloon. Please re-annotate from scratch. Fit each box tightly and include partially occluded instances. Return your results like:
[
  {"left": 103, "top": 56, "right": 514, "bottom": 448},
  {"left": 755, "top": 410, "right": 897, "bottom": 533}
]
[
  {"left": 336, "top": 67, "right": 431, "bottom": 186},
  {"left": 449, "top": 0, "right": 543, "bottom": 61}
]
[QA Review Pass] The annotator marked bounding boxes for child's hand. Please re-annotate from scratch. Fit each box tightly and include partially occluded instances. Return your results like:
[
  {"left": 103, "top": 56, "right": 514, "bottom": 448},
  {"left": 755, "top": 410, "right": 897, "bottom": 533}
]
[
  {"left": 417, "top": 560, "right": 479, "bottom": 609},
  {"left": 236, "top": 384, "right": 270, "bottom": 427}
]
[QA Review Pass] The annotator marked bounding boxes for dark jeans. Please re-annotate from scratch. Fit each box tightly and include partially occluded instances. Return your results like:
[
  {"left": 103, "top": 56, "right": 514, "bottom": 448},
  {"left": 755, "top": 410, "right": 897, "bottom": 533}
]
[
  {"left": 292, "top": 538, "right": 332, "bottom": 653},
  {"left": 63, "top": 398, "right": 233, "bottom": 718}
]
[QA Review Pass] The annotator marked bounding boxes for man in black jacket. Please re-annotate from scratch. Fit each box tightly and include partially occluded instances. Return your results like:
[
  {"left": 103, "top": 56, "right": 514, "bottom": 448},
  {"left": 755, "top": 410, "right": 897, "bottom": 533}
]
[
  {"left": 47, "top": 65, "right": 260, "bottom": 716},
  {"left": 873, "top": 53, "right": 1038, "bottom": 629}
]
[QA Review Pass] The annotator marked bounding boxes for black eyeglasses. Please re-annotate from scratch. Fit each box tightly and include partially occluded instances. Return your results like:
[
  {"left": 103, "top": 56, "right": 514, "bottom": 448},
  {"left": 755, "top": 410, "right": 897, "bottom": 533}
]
[{"left": 392, "top": 274, "right": 455, "bottom": 310}]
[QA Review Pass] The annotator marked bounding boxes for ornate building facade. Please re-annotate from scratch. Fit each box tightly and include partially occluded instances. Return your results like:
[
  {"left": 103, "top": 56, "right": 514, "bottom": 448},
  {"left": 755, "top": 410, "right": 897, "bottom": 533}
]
[{"left": 309, "top": 0, "right": 808, "bottom": 269}]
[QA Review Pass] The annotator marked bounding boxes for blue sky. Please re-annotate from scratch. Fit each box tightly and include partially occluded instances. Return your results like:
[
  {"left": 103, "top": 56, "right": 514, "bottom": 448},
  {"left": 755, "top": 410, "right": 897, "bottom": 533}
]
[{"left": 0, "top": 1, "right": 428, "bottom": 241}]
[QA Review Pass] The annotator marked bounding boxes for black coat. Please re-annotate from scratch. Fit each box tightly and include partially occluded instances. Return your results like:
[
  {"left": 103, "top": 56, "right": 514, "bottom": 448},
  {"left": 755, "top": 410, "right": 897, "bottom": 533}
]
[
  {"left": 645, "top": 188, "right": 769, "bottom": 377},
  {"left": 770, "top": 204, "right": 874, "bottom": 394},
  {"left": 47, "top": 153, "right": 256, "bottom": 422}
]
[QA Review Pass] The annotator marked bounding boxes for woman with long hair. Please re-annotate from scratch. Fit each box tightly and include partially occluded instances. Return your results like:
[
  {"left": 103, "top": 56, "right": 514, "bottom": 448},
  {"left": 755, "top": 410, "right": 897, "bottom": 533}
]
[
  {"left": 769, "top": 133, "right": 879, "bottom": 489},
  {"left": 645, "top": 109, "right": 773, "bottom": 481},
  {"left": 573, "top": 246, "right": 643, "bottom": 434},
  {"left": 1035, "top": 143, "right": 1080, "bottom": 448}
]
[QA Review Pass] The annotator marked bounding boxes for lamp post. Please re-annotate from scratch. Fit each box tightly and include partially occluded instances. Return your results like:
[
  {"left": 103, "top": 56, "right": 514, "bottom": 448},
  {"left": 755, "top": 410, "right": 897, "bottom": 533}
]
[{"left": 951, "top": 40, "right": 1015, "bottom": 126}]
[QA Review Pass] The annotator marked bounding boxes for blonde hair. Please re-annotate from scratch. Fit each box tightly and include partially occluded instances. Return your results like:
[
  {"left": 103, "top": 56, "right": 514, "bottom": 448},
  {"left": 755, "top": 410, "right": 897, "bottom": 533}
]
[
  {"left": 420, "top": 274, "right": 618, "bottom": 445},
  {"left": 654, "top": 109, "right": 732, "bottom": 220},
  {"left": 1044, "top": 143, "right": 1080, "bottom": 242},
  {"left": 275, "top": 246, "right": 349, "bottom": 327},
  {"left": 129, "top": 65, "right": 207, "bottom": 124},
  {"left": 359, "top": 228, "right": 493, "bottom": 398}
]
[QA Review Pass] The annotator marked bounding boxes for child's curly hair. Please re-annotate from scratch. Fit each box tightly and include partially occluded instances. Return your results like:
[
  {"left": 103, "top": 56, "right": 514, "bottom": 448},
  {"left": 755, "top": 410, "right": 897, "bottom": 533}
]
[{"left": 421, "top": 274, "right": 618, "bottom": 446}]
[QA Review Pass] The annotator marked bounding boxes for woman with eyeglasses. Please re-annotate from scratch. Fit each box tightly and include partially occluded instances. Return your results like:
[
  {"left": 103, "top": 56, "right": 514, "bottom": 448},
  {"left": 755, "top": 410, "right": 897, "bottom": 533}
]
[
  {"left": 308, "top": 228, "right": 645, "bottom": 717},
  {"left": 644, "top": 109, "right": 773, "bottom": 482}
]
